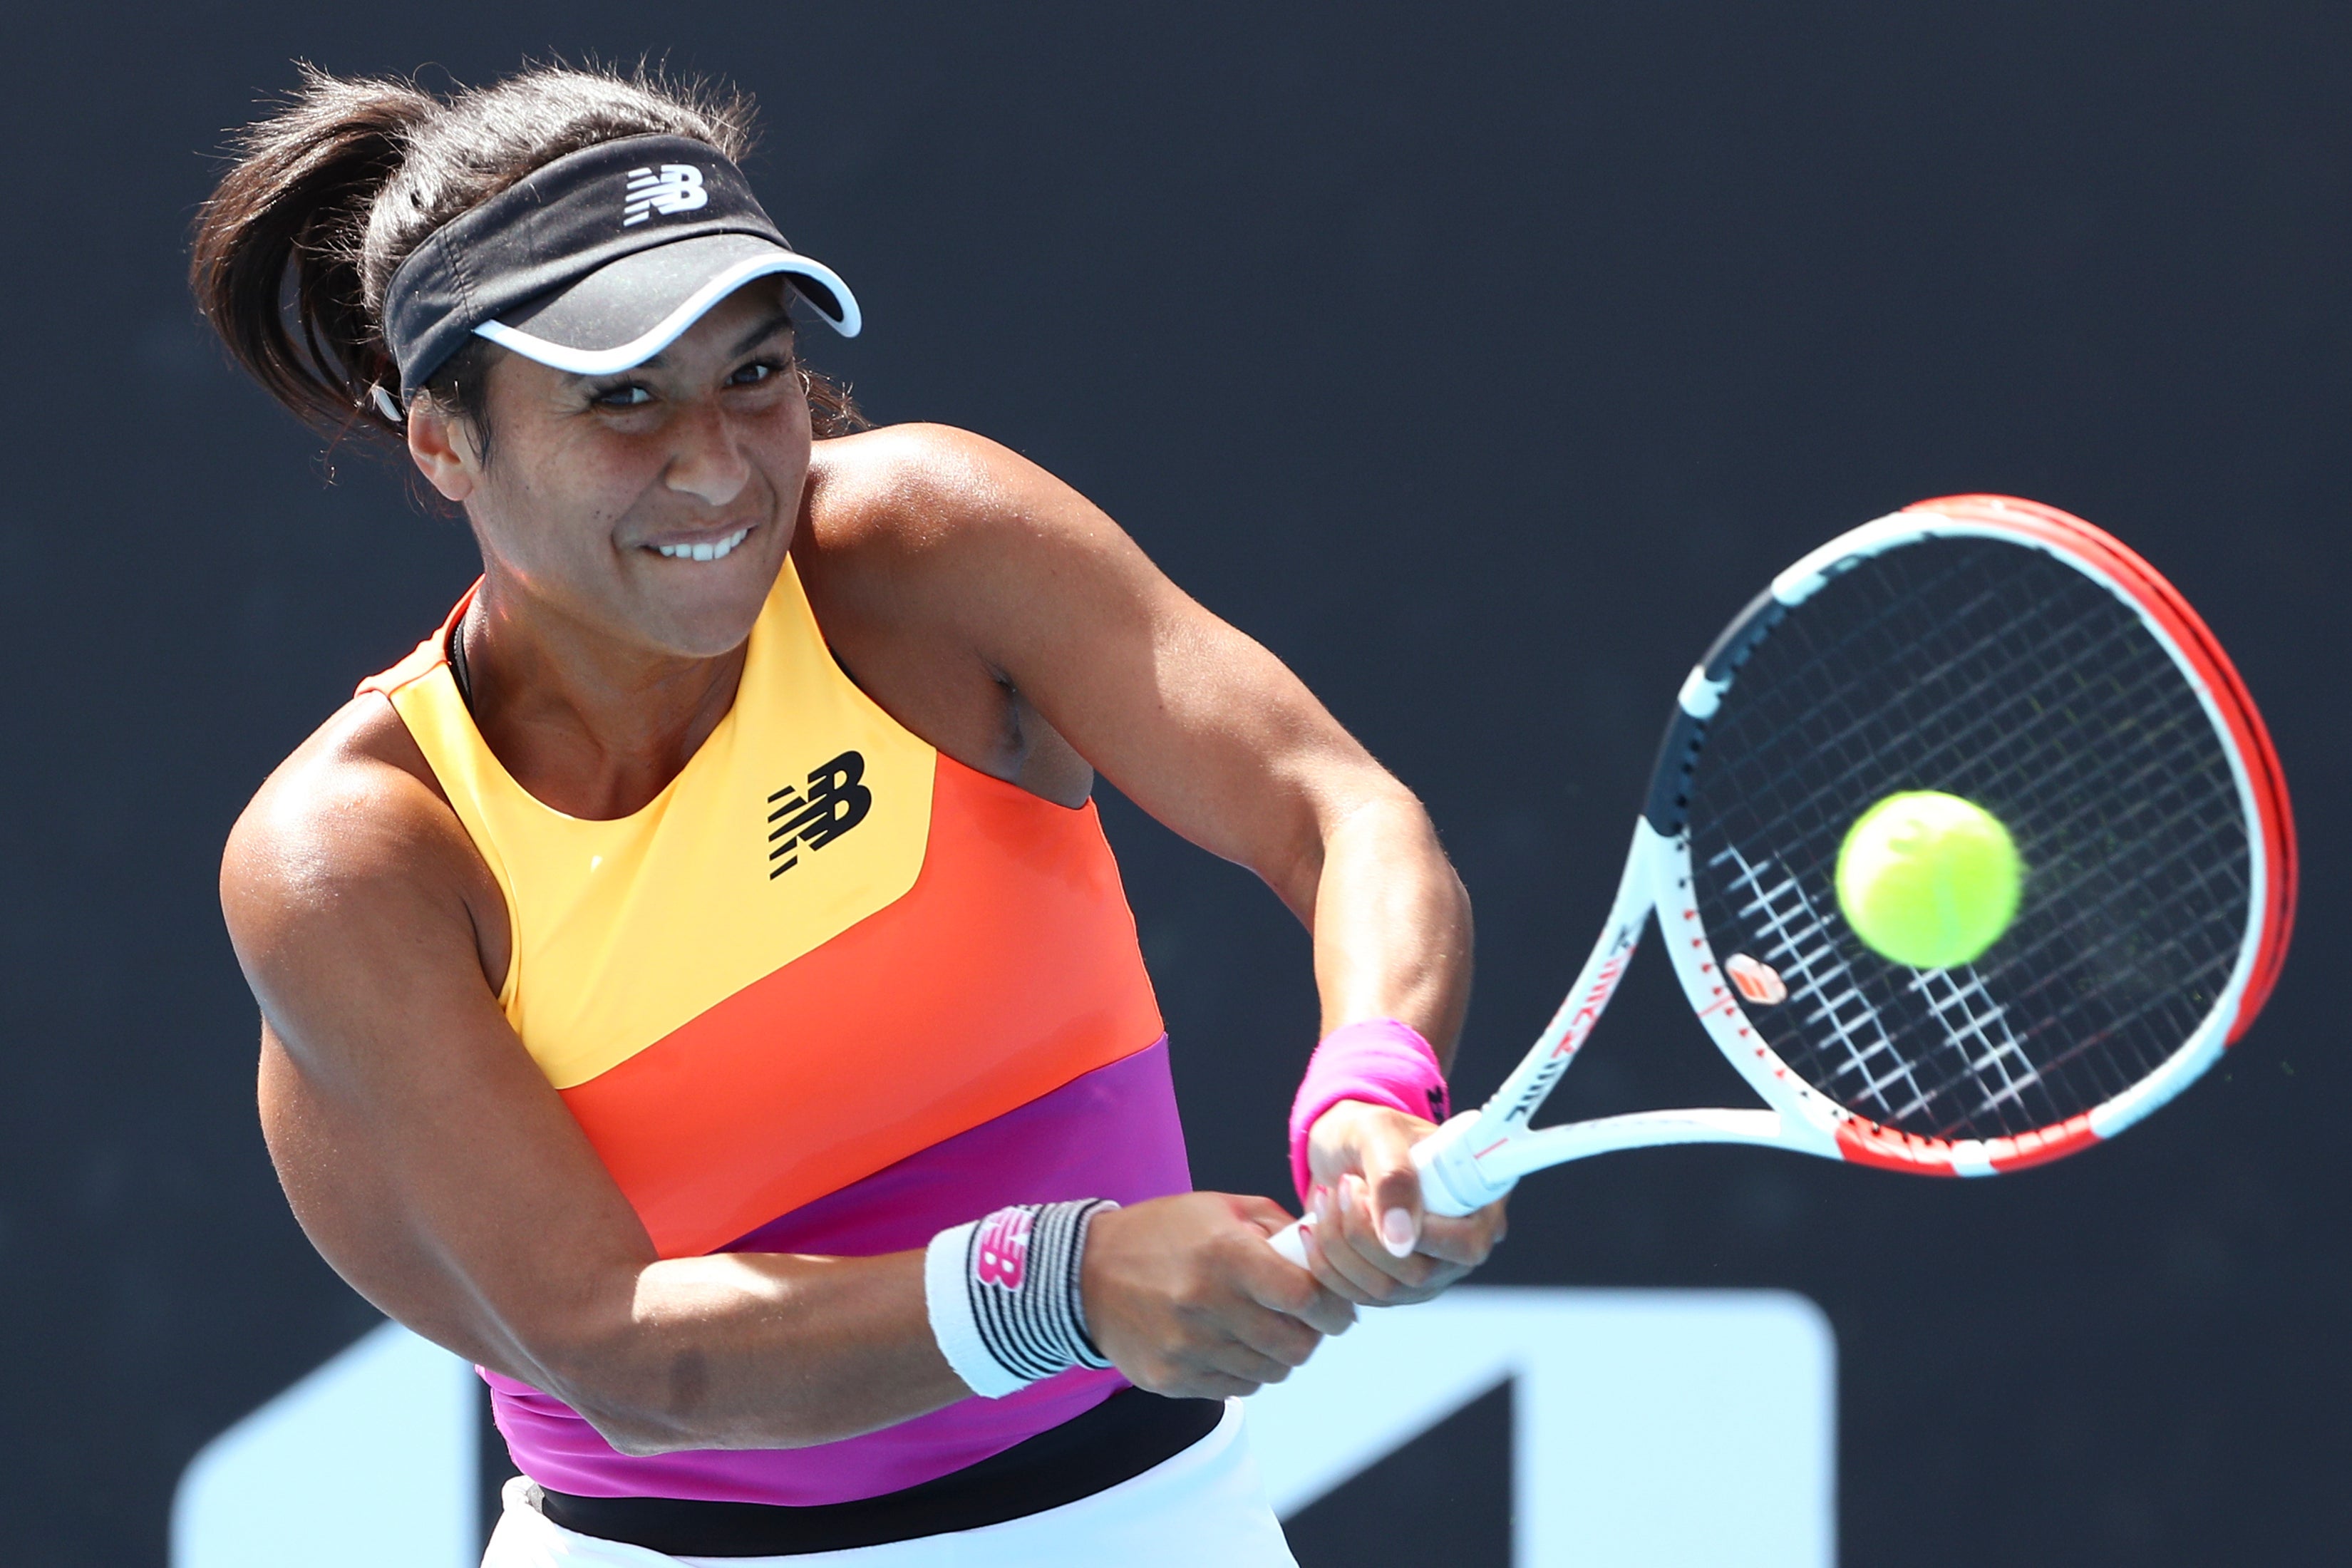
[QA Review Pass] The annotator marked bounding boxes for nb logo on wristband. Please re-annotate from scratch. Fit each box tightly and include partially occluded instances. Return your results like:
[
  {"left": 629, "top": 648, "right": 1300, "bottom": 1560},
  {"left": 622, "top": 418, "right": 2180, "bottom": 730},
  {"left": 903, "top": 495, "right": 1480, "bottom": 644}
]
[{"left": 974, "top": 1207, "right": 1033, "bottom": 1289}]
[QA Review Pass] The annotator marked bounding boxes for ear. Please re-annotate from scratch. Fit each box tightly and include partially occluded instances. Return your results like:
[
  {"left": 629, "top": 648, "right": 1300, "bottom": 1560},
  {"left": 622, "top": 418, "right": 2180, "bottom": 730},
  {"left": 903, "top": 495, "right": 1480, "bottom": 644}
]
[{"left": 406, "top": 398, "right": 479, "bottom": 502}]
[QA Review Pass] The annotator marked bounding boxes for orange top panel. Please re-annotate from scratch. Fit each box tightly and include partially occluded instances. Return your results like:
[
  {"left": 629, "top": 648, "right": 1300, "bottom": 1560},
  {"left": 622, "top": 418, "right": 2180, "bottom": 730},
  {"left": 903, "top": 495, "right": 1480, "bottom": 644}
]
[{"left": 563, "top": 756, "right": 1165, "bottom": 1257}]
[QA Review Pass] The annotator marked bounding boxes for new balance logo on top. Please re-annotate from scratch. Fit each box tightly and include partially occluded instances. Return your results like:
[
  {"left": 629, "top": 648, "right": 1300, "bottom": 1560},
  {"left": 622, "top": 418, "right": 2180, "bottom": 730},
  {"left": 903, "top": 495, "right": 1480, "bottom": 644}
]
[
  {"left": 622, "top": 164, "right": 708, "bottom": 225},
  {"left": 766, "top": 751, "right": 873, "bottom": 877}
]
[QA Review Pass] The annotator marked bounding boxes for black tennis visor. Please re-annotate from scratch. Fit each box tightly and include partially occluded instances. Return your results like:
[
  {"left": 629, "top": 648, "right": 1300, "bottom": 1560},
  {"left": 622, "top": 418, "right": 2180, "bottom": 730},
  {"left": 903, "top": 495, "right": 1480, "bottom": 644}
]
[{"left": 382, "top": 133, "right": 860, "bottom": 396}]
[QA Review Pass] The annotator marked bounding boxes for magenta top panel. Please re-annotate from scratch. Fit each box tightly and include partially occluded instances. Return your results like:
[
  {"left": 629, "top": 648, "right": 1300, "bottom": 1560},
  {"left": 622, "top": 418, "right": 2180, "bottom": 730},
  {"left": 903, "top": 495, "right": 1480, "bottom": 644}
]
[{"left": 483, "top": 1037, "right": 1191, "bottom": 1505}]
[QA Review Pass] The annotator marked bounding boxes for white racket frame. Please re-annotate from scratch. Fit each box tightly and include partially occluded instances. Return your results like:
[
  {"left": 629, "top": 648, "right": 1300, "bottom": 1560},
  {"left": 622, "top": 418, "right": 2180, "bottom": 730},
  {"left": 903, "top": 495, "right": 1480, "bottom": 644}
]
[{"left": 1271, "top": 501, "right": 2279, "bottom": 1264}]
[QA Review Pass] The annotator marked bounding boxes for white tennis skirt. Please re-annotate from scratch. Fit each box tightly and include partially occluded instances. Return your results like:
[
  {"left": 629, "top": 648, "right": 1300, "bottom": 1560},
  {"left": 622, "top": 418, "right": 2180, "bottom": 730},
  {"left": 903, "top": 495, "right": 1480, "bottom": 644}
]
[{"left": 480, "top": 1398, "right": 1297, "bottom": 1567}]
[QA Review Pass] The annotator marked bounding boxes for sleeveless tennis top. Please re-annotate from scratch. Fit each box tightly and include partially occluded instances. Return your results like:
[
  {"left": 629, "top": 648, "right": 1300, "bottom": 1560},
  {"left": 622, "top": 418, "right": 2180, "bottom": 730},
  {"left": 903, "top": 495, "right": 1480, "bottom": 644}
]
[{"left": 359, "top": 558, "right": 1190, "bottom": 1506}]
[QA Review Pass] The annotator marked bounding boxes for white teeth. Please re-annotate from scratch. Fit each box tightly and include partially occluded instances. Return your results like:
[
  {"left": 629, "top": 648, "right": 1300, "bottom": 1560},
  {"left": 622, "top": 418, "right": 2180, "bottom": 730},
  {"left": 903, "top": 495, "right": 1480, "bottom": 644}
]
[{"left": 655, "top": 527, "right": 751, "bottom": 562}]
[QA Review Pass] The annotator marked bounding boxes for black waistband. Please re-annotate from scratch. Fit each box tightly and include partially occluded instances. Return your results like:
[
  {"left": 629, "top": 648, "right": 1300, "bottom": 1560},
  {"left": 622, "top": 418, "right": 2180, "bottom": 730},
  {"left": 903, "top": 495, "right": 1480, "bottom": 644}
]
[{"left": 535, "top": 1388, "right": 1224, "bottom": 1557}]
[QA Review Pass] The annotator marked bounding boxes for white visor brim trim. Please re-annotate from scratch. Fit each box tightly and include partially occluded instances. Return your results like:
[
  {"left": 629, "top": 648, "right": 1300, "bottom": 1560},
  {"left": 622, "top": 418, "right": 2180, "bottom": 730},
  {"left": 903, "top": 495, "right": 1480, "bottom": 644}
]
[{"left": 472, "top": 252, "right": 862, "bottom": 376}]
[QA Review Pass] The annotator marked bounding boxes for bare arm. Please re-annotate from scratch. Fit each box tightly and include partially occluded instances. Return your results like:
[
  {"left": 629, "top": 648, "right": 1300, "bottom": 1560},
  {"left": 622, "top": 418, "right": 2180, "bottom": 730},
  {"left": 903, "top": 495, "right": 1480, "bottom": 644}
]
[
  {"left": 810, "top": 427, "right": 1501, "bottom": 1311},
  {"left": 225, "top": 708, "right": 1348, "bottom": 1455}
]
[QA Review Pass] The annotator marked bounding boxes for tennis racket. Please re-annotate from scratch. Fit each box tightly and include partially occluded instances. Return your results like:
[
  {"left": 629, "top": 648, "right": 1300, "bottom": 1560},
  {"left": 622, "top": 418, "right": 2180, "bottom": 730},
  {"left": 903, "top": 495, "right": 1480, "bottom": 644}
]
[{"left": 1271, "top": 494, "right": 2295, "bottom": 1265}]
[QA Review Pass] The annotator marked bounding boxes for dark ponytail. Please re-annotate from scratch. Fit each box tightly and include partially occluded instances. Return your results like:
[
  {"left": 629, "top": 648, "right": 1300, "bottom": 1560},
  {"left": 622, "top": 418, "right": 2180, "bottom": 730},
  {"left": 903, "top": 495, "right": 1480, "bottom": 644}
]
[
  {"left": 191, "top": 63, "right": 867, "bottom": 448},
  {"left": 191, "top": 70, "right": 434, "bottom": 440}
]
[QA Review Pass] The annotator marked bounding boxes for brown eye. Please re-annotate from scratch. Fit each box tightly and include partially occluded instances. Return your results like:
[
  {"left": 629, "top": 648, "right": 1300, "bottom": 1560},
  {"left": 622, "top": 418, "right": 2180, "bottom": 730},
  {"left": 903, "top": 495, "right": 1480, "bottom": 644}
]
[{"left": 593, "top": 383, "right": 654, "bottom": 408}]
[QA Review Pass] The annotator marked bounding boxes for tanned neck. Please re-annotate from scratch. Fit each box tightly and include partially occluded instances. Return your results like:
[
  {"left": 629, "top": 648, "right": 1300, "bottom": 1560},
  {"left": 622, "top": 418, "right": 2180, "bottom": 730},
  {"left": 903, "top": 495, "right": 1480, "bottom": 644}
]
[{"left": 460, "top": 581, "right": 751, "bottom": 820}]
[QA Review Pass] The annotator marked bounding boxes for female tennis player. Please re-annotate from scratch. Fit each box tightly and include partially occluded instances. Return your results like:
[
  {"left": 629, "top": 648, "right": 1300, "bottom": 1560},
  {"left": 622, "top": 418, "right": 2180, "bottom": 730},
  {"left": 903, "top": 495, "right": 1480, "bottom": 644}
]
[{"left": 201, "top": 64, "right": 1503, "bottom": 1564}]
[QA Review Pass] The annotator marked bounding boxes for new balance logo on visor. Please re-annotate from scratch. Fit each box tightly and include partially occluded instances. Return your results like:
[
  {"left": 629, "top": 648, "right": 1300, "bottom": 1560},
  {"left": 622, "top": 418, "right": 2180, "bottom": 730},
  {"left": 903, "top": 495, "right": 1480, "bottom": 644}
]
[
  {"left": 766, "top": 751, "right": 874, "bottom": 877},
  {"left": 621, "top": 163, "right": 708, "bottom": 225}
]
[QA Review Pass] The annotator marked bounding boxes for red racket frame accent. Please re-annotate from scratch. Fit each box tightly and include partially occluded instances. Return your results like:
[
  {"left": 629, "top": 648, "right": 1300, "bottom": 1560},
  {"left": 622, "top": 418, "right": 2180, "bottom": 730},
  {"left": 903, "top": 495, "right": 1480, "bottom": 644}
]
[
  {"left": 1831, "top": 1111, "right": 2103, "bottom": 1175},
  {"left": 1907, "top": 496, "right": 2298, "bottom": 1040},
  {"left": 1784, "top": 495, "right": 2292, "bottom": 1177}
]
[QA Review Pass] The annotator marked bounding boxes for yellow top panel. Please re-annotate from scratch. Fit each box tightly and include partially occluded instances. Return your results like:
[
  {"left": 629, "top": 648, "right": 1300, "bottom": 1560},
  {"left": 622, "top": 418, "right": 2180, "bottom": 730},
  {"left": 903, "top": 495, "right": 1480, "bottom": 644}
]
[{"left": 381, "top": 561, "right": 937, "bottom": 1090}]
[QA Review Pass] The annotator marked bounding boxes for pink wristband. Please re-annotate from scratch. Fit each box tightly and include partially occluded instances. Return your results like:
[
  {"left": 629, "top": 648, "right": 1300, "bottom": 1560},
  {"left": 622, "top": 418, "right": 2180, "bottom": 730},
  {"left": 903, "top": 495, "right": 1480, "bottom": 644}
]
[{"left": 1287, "top": 1019, "right": 1451, "bottom": 1206}]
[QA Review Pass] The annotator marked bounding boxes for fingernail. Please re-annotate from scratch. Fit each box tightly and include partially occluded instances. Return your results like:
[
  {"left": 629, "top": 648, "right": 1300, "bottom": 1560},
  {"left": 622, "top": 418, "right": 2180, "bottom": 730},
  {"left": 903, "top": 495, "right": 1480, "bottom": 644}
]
[{"left": 1380, "top": 1207, "right": 1417, "bottom": 1258}]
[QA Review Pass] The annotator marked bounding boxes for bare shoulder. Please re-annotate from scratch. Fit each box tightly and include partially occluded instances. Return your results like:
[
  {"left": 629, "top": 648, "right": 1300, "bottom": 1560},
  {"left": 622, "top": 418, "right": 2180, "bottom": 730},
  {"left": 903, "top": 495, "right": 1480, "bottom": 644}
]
[
  {"left": 788, "top": 425, "right": 1160, "bottom": 798},
  {"left": 222, "top": 693, "right": 506, "bottom": 1028},
  {"left": 803, "top": 423, "right": 1120, "bottom": 563}
]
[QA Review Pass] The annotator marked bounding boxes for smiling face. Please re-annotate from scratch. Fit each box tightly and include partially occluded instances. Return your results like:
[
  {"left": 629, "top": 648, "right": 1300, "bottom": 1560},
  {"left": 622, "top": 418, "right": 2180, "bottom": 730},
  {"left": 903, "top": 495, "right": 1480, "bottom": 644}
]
[{"left": 408, "top": 277, "right": 813, "bottom": 662}]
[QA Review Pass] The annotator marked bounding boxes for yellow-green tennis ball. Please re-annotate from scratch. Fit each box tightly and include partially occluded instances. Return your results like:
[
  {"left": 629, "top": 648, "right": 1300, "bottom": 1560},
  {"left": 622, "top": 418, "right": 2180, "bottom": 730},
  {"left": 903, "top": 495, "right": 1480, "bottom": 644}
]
[{"left": 1835, "top": 791, "right": 2022, "bottom": 969}]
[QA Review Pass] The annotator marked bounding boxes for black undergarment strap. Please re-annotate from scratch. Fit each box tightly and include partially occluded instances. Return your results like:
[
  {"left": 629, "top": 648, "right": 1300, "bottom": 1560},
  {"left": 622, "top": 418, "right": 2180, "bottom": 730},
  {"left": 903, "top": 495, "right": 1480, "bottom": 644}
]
[
  {"left": 534, "top": 1388, "right": 1223, "bottom": 1557},
  {"left": 446, "top": 613, "right": 475, "bottom": 711}
]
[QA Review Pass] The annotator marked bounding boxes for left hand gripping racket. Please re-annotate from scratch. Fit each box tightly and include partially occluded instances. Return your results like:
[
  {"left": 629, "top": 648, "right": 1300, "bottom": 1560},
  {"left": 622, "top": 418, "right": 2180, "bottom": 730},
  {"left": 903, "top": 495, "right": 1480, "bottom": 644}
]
[{"left": 1272, "top": 495, "right": 2295, "bottom": 1265}]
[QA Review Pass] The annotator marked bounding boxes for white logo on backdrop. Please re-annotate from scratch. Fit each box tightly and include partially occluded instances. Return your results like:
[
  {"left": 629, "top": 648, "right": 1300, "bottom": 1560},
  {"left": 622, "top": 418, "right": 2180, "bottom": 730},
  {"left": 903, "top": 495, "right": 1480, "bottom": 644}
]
[
  {"left": 1250, "top": 1287, "right": 1835, "bottom": 1566},
  {"left": 622, "top": 165, "right": 708, "bottom": 225},
  {"left": 171, "top": 1288, "right": 1836, "bottom": 1567}
]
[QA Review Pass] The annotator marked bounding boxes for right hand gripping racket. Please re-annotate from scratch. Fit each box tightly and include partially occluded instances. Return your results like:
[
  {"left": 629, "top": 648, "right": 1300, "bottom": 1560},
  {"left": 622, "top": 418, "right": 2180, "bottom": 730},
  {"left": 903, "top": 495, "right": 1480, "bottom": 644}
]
[{"left": 1272, "top": 495, "right": 2295, "bottom": 1265}]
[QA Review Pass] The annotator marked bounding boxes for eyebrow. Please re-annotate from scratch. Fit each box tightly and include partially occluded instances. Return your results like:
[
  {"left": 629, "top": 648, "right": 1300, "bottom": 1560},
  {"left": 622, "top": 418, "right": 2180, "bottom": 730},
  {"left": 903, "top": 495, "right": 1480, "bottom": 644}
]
[
  {"left": 597, "top": 307, "right": 798, "bottom": 380},
  {"left": 727, "top": 307, "right": 798, "bottom": 359}
]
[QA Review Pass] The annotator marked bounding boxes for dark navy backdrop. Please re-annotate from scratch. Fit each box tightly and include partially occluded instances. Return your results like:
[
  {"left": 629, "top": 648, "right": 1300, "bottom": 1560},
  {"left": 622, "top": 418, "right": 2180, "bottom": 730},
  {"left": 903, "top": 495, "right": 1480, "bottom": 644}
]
[{"left": 2, "top": 4, "right": 2345, "bottom": 1562}]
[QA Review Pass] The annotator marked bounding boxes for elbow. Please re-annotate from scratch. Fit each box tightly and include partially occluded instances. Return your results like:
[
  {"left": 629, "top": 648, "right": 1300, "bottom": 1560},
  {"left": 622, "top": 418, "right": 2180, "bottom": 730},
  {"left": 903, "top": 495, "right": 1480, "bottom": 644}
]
[
  {"left": 510, "top": 1316, "right": 702, "bottom": 1456},
  {"left": 586, "top": 1415, "right": 701, "bottom": 1460},
  {"left": 532, "top": 1334, "right": 849, "bottom": 1455},
  {"left": 559, "top": 1376, "right": 688, "bottom": 1457},
  {"left": 540, "top": 1373, "right": 708, "bottom": 1458},
  {"left": 531, "top": 1335, "right": 718, "bottom": 1456},
  {"left": 572, "top": 1403, "right": 849, "bottom": 1458}
]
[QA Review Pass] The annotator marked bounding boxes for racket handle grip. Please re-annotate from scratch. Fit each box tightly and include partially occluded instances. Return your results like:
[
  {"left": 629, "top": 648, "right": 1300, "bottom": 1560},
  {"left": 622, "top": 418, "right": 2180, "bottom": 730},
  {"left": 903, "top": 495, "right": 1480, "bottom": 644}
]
[
  {"left": 1262, "top": 1115, "right": 1510, "bottom": 1269},
  {"left": 1267, "top": 1219, "right": 1313, "bottom": 1268},
  {"left": 1413, "top": 1115, "right": 1514, "bottom": 1216}
]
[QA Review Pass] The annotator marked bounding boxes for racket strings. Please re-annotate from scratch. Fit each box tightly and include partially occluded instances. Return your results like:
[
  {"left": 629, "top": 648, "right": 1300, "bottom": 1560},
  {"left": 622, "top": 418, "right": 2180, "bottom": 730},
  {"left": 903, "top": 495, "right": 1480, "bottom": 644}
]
[
  {"left": 1713, "top": 844, "right": 1933, "bottom": 1120},
  {"left": 1840, "top": 666, "right": 2242, "bottom": 1128},
  {"left": 1686, "top": 538, "right": 2249, "bottom": 1144},
  {"left": 1758, "top": 574, "right": 2175, "bottom": 844},
  {"left": 1712, "top": 616, "right": 2220, "bottom": 1128},
  {"left": 1857, "top": 567, "right": 2239, "bottom": 1127},
  {"left": 1831, "top": 691, "right": 2236, "bottom": 1131}
]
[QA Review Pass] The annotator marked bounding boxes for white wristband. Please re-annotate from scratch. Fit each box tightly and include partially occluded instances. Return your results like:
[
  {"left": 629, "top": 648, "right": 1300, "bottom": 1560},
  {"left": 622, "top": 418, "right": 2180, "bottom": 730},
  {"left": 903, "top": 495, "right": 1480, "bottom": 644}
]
[{"left": 924, "top": 1200, "right": 1117, "bottom": 1399}]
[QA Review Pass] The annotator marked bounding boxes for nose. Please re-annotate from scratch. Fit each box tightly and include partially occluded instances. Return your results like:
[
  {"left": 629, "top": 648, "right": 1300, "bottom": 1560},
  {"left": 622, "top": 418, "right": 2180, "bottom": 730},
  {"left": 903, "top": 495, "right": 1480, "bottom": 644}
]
[{"left": 663, "top": 398, "right": 751, "bottom": 508}]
